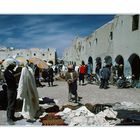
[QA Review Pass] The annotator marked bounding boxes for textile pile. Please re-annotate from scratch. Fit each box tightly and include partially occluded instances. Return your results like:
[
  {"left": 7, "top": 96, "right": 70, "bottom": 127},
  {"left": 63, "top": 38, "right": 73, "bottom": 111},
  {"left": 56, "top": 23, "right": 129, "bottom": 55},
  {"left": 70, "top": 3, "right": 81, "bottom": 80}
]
[
  {"left": 39, "top": 102, "right": 140, "bottom": 126},
  {"left": 40, "top": 113, "right": 67, "bottom": 126},
  {"left": 56, "top": 106, "right": 120, "bottom": 126}
]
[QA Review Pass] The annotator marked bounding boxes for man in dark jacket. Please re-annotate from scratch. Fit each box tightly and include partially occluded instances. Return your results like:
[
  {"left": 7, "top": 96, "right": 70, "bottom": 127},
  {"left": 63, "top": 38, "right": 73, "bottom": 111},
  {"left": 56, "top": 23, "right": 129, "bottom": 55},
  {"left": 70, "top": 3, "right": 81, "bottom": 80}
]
[
  {"left": 47, "top": 64, "right": 54, "bottom": 87},
  {"left": 99, "top": 64, "right": 111, "bottom": 89},
  {"left": 4, "top": 60, "right": 17, "bottom": 125},
  {"left": 34, "top": 64, "right": 43, "bottom": 87}
]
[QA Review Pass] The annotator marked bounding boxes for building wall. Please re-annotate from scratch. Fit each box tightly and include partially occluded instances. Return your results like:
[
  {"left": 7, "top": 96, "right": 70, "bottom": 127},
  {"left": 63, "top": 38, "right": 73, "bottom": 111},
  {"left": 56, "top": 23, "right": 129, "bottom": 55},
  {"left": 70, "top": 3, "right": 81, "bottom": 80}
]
[
  {"left": 63, "top": 20, "right": 114, "bottom": 69},
  {"left": 63, "top": 15, "right": 140, "bottom": 78},
  {"left": 0, "top": 47, "right": 56, "bottom": 64},
  {"left": 113, "top": 15, "right": 140, "bottom": 60}
]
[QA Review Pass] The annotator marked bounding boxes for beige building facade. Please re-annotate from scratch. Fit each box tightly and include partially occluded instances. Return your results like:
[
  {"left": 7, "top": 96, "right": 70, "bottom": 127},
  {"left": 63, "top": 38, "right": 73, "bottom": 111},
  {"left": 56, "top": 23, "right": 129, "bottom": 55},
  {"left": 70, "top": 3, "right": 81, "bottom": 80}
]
[
  {"left": 0, "top": 47, "right": 56, "bottom": 64},
  {"left": 63, "top": 15, "right": 140, "bottom": 80}
]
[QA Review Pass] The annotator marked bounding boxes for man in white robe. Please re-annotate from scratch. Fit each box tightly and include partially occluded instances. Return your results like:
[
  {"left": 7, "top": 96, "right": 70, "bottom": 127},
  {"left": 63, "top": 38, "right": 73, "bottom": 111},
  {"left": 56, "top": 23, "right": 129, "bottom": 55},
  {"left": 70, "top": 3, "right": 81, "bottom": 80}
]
[{"left": 17, "top": 66, "right": 40, "bottom": 121}]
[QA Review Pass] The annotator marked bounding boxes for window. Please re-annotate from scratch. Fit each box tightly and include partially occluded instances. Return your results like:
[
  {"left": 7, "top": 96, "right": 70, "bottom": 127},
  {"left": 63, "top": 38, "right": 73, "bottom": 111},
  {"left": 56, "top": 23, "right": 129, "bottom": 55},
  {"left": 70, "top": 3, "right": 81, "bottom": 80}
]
[
  {"left": 34, "top": 53, "right": 36, "bottom": 56},
  {"left": 132, "top": 15, "right": 139, "bottom": 31},
  {"left": 95, "top": 38, "right": 98, "bottom": 44},
  {"left": 42, "top": 53, "right": 45, "bottom": 56},
  {"left": 78, "top": 45, "right": 81, "bottom": 52},
  {"left": 89, "top": 42, "right": 91, "bottom": 47},
  {"left": 110, "top": 32, "right": 113, "bottom": 40},
  {"left": 78, "top": 42, "right": 81, "bottom": 46}
]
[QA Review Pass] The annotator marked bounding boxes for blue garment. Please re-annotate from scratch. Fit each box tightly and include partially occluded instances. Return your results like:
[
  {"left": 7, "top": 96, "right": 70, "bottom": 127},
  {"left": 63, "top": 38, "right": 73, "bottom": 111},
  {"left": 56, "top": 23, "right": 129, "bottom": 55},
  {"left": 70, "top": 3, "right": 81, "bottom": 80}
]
[
  {"left": 87, "top": 64, "right": 93, "bottom": 75},
  {"left": 99, "top": 67, "right": 110, "bottom": 80}
]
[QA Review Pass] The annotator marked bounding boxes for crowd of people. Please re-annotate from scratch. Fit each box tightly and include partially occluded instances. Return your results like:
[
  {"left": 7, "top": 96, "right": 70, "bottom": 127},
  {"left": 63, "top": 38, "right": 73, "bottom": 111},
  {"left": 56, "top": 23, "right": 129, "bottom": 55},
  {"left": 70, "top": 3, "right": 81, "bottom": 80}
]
[
  {"left": 0, "top": 58, "right": 138, "bottom": 125},
  {"left": 66, "top": 60, "right": 136, "bottom": 90}
]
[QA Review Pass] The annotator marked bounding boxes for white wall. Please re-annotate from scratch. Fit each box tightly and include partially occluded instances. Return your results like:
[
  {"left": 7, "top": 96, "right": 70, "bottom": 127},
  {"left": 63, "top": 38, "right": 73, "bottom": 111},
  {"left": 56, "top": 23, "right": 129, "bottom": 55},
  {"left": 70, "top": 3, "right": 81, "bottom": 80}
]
[{"left": 63, "top": 15, "right": 140, "bottom": 77}]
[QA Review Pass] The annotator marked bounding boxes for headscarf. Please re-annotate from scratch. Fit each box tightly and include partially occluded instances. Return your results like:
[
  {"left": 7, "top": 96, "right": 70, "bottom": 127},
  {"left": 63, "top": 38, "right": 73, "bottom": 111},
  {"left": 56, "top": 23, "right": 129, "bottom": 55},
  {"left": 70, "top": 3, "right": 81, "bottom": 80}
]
[
  {"left": 67, "top": 65, "right": 73, "bottom": 69},
  {"left": 2, "top": 58, "right": 17, "bottom": 70}
]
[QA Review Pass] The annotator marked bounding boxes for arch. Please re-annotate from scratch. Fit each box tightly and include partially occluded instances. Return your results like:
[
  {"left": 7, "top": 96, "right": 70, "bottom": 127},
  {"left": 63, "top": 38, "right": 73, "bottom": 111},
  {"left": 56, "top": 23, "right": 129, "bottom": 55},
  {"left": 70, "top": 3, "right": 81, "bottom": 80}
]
[
  {"left": 128, "top": 53, "right": 140, "bottom": 80},
  {"left": 104, "top": 56, "right": 112, "bottom": 65},
  {"left": 95, "top": 57, "right": 102, "bottom": 68},
  {"left": 88, "top": 56, "right": 93, "bottom": 65},
  {"left": 124, "top": 60, "right": 132, "bottom": 77},
  {"left": 96, "top": 57, "right": 101, "bottom": 64},
  {"left": 48, "top": 60, "right": 53, "bottom": 65},
  {"left": 115, "top": 55, "right": 124, "bottom": 77},
  {"left": 115, "top": 55, "right": 124, "bottom": 65}
]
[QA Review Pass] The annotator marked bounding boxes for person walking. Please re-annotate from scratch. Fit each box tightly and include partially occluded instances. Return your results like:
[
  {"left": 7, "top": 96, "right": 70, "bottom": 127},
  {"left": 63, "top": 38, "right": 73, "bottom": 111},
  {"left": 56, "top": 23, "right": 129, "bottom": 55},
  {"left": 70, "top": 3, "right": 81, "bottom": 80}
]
[
  {"left": 65, "top": 65, "right": 78, "bottom": 103},
  {"left": 3, "top": 59, "right": 18, "bottom": 125},
  {"left": 79, "top": 61, "right": 86, "bottom": 85}
]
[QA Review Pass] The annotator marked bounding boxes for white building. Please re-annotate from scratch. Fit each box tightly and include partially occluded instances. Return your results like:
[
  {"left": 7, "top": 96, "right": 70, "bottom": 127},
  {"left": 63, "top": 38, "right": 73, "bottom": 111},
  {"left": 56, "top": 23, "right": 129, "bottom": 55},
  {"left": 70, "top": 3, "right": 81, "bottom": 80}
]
[
  {"left": 0, "top": 47, "right": 56, "bottom": 64},
  {"left": 63, "top": 15, "right": 140, "bottom": 80}
]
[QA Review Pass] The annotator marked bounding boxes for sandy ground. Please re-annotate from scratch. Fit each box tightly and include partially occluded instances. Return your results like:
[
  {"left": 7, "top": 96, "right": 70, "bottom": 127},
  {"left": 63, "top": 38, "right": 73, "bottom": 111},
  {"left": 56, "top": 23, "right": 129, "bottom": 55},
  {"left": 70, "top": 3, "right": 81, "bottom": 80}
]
[{"left": 0, "top": 80, "right": 140, "bottom": 126}]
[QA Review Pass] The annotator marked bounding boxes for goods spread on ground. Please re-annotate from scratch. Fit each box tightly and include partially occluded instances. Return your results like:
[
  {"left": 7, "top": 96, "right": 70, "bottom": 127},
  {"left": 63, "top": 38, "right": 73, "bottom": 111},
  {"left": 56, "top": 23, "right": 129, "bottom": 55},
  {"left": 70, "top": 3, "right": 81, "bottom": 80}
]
[{"left": 39, "top": 102, "right": 140, "bottom": 126}]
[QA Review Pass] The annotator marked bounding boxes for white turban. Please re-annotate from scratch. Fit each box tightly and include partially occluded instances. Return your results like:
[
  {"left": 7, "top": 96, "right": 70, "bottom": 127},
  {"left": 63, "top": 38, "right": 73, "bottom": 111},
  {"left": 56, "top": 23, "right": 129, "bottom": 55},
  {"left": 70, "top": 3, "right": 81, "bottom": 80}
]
[
  {"left": 2, "top": 58, "right": 17, "bottom": 70},
  {"left": 47, "top": 62, "right": 52, "bottom": 67}
]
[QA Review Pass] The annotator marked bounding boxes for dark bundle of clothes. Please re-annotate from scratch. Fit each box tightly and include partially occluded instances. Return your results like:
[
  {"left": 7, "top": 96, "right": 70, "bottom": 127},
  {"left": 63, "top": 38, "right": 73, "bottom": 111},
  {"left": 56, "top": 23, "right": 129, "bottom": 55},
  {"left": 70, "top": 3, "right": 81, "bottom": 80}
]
[
  {"left": 85, "top": 103, "right": 112, "bottom": 114},
  {"left": 0, "top": 84, "right": 8, "bottom": 110},
  {"left": 45, "top": 105, "right": 60, "bottom": 113},
  {"left": 39, "top": 97, "right": 55, "bottom": 105}
]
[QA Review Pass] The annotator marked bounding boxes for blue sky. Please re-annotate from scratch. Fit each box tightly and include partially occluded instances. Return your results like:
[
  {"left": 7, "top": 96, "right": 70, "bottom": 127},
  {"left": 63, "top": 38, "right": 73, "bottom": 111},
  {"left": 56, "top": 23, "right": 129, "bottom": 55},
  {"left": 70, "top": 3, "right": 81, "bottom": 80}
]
[{"left": 0, "top": 15, "right": 114, "bottom": 57}]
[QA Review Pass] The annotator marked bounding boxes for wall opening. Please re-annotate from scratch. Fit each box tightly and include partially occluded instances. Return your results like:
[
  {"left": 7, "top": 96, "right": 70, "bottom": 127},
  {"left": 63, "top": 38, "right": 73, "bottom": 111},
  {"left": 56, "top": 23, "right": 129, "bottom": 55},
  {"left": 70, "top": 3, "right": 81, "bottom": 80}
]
[
  {"left": 95, "top": 57, "right": 102, "bottom": 73},
  {"left": 104, "top": 56, "right": 112, "bottom": 65},
  {"left": 115, "top": 55, "right": 124, "bottom": 65},
  {"left": 88, "top": 56, "right": 93, "bottom": 65},
  {"left": 115, "top": 55, "right": 124, "bottom": 76},
  {"left": 128, "top": 53, "right": 140, "bottom": 80},
  {"left": 96, "top": 57, "right": 101, "bottom": 64},
  {"left": 132, "top": 15, "right": 139, "bottom": 31},
  {"left": 110, "top": 32, "right": 113, "bottom": 40}
]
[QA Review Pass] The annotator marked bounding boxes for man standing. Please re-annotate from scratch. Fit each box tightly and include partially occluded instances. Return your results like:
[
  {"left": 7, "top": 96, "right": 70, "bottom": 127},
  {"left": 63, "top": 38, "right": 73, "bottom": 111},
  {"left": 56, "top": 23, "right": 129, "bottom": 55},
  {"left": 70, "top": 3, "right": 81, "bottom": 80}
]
[
  {"left": 65, "top": 65, "right": 78, "bottom": 103},
  {"left": 47, "top": 63, "right": 54, "bottom": 87},
  {"left": 4, "top": 59, "right": 17, "bottom": 125},
  {"left": 34, "top": 64, "right": 43, "bottom": 87},
  {"left": 79, "top": 61, "right": 86, "bottom": 85},
  {"left": 99, "top": 64, "right": 111, "bottom": 89}
]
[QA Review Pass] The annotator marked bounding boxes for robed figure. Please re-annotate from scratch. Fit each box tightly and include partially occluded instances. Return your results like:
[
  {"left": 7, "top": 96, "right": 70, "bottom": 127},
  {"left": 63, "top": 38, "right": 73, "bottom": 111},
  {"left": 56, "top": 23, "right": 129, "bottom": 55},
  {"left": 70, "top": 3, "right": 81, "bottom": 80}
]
[{"left": 17, "top": 66, "right": 40, "bottom": 121}]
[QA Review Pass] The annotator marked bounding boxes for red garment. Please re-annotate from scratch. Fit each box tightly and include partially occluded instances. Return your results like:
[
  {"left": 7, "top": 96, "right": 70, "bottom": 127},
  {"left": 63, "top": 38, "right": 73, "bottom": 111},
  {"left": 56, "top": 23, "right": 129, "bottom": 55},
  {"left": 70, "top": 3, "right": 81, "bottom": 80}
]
[{"left": 79, "top": 65, "right": 86, "bottom": 74}]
